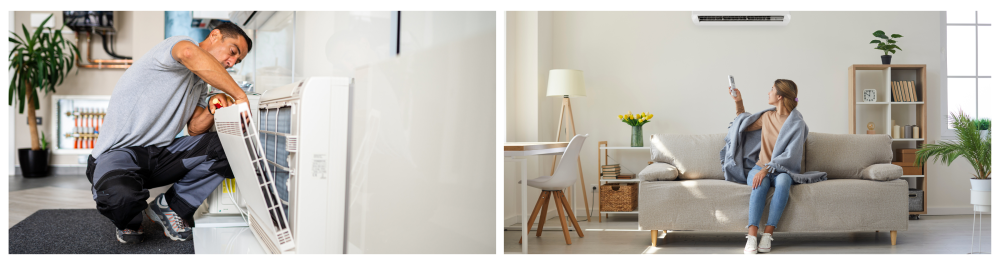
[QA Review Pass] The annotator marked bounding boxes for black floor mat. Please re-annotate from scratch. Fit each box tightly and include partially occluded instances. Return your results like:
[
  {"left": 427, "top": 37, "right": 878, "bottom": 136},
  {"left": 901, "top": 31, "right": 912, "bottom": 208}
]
[{"left": 9, "top": 209, "right": 194, "bottom": 254}]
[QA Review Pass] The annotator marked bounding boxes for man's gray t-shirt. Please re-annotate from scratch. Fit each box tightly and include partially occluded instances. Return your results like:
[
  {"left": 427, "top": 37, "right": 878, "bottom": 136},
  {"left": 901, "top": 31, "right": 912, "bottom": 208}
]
[{"left": 92, "top": 36, "right": 209, "bottom": 158}]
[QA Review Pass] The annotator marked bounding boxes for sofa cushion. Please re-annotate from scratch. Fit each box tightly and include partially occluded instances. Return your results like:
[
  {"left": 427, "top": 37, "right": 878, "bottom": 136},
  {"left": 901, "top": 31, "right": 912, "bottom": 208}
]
[
  {"left": 638, "top": 179, "right": 909, "bottom": 232},
  {"left": 861, "top": 163, "right": 904, "bottom": 181},
  {"left": 638, "top": 163, "right": 678, "bottom": 181},
  {"left": 649, "top": 133, "right": 727, "bottom": 180},
  {"left": 805, "top": 132, "right": 893, "bottom": 179}
]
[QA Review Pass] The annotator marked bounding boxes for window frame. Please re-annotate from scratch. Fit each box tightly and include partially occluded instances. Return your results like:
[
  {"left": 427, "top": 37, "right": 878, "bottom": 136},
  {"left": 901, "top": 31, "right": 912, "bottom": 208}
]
[{"left": 941, "top": 11, "right": 992, "bottom": 140}]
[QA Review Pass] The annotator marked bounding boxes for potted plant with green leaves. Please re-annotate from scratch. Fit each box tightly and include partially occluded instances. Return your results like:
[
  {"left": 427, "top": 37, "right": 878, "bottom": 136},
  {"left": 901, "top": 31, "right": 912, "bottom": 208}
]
[
  {"left": 8, "top": 14, "right": 79, "bottom": 177},
  {"left": 869, "top": 30, "right": 903, "bottom": 64},
  {"left": 915, "top": 111, "right": 990, "bottom": 193}
]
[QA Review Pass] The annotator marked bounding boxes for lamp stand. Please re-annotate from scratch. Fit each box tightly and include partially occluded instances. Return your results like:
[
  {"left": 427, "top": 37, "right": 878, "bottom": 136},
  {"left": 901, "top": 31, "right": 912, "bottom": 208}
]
[{"left": 550, "top": 96, "right": 591, "bottom": 221}]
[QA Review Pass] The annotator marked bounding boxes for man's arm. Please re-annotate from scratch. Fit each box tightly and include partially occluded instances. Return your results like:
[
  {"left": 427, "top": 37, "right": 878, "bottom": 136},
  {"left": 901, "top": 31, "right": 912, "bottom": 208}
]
[
  {"left": 171, "top": 41, "right": 249, "bottom": 105},
  {"left": 188, "top": 106, "right": 213, "bottom": 136}
]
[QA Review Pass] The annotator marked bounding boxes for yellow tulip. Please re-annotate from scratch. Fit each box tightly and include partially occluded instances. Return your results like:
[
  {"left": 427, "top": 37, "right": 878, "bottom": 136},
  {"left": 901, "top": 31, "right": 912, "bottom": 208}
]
[
  {"left": 618, "top": 115, "right": 623, "bottom": 120},
  {"left": 648, "top": 114, "right": 654, "bottom": 119},
  {"left": 628, "top": 111, "right": 632, "bottom": 116}
]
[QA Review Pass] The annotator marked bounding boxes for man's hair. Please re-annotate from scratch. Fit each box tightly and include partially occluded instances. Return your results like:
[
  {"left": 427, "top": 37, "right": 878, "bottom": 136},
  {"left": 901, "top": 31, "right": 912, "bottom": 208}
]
[{"left": 212, "top": 22, "right": 252, "bottom": 54}]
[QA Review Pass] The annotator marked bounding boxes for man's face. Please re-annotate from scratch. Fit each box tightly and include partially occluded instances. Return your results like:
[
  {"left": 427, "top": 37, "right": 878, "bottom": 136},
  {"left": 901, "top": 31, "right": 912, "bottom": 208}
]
[{"left": 205, "top": 29, "right": 248, "bottom": 69}]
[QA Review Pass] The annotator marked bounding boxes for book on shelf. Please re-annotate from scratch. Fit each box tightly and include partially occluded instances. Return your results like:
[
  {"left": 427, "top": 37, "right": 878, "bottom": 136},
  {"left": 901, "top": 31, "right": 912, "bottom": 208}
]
[
  {"left": 602, "top": 172, "right": 620, "bottom": 177},
  {"left": 909, "top": 81, "right": 918, "bottom": 101},
  {"left": 900, "top": 81, "right": 909, "bottom": 102},
  {"left": 892, "top": 81, "right": 899, "bottom": 102},
  {"left": 601, "top": 164, "right": 620, "bottom": 168},
  {"left": 902, "top": 81, "right": 911, "bottom": 102},
  {"left": 616, "top": 174, "right": 634, "bottom": 179}
]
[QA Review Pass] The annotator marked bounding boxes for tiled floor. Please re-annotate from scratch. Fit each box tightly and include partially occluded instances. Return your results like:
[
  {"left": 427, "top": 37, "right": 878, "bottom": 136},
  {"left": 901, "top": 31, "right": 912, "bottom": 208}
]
[{"left": 505, "top": 214, "right": 992, "bottom": 254}]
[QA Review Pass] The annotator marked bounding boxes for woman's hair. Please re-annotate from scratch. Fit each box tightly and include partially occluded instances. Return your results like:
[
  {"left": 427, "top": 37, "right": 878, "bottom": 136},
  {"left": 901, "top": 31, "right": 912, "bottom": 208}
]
[{"left": 774, "top": 79, "right": 798, "bottom": 110}]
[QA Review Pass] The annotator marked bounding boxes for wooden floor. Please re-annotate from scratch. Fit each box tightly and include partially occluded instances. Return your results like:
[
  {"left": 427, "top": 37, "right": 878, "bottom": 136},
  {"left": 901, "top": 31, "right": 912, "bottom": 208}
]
[
  {"left": 505, "top": 214, "right": 992, "bottom": 254},
  {"left": 8, "top": 174, "right": 169, "bottom": 228}
]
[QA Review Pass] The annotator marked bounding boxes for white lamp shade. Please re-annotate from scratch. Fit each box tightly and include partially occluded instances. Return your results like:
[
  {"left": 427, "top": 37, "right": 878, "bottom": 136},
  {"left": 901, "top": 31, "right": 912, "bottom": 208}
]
[{"left": 546, "top": 69, "right": 587, "bottom": 97}]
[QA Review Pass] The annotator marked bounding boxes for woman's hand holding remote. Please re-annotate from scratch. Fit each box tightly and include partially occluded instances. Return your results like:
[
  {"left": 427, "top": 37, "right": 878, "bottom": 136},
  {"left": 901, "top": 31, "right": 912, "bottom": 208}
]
[{"left": 730, "top": 86, "right": 743, "bottom": 102}]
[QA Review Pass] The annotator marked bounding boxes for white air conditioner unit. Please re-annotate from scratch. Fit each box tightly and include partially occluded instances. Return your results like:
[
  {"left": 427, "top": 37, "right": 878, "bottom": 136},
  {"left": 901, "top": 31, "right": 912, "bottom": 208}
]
[
  {"left": 214, "top": 77, "right": 351, "bottom": 254},
  {"left": 691, "top": 11, "right": 791, "bottom": 26}
]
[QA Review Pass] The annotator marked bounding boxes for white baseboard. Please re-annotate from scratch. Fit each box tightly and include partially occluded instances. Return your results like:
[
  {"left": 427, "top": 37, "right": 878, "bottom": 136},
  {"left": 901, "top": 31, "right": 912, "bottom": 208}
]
[{"left": 926, "top": 206, "right": 988, "bottom": 215}]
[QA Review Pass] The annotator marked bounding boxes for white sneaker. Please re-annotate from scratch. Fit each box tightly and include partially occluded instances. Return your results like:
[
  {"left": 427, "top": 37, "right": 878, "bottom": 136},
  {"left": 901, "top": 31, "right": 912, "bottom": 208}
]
[
  {"left": 758, "top": 233, "right": 773, "bottom": 253},
  {"left": 744, "top": 234, "right": 758, "bottom": 254}
]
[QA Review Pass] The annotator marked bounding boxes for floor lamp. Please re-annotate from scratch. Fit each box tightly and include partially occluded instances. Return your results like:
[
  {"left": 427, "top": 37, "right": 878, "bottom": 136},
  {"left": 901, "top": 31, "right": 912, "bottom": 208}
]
[{"left": 546, "top": 69, "right": 591, "bottom": 221}]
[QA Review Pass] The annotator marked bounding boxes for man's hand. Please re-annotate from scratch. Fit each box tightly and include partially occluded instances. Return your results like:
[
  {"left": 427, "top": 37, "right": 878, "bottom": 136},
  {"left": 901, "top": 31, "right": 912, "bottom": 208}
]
[
  {"left": 752, "top": 167, "right": 768, "bottom": 190},
  {"left": 209, "top": 94, "right": 235, "bottom": 115}
]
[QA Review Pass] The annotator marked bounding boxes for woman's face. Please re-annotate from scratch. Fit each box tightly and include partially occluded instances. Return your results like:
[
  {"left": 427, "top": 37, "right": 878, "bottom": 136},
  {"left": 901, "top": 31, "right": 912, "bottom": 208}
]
[{"left": 767, "top": 85, "right": 782, "bottom": 107}]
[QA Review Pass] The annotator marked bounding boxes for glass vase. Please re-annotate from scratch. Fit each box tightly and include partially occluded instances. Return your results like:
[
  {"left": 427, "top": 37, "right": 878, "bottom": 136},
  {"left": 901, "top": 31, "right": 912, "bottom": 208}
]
[{"left": 631, "top": 125, "right": 643, "bottom": 147}]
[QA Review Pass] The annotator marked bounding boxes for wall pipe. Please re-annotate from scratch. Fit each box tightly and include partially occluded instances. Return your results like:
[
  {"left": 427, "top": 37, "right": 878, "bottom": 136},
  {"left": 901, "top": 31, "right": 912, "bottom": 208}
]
[{"left": 75, "top": 31, "right": 132, "bottom": 69}]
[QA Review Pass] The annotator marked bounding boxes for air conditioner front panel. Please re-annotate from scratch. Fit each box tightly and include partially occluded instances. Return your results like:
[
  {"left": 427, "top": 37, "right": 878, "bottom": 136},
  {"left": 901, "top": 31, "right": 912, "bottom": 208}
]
[{"left": 215, "top": 104, "right": 296, "bottom": 253}]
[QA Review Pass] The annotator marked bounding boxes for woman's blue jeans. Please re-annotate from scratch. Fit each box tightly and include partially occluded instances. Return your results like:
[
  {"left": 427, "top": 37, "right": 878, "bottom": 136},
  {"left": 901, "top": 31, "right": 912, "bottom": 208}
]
[{"left": 747, "top": 164, "right": 792, "bottom": 229}]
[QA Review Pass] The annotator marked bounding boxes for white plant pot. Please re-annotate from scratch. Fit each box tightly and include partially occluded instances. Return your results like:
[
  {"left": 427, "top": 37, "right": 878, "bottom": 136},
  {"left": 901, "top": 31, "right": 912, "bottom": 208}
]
[{"left": 970, "top": 178, "right": 991, "bottom": 192}]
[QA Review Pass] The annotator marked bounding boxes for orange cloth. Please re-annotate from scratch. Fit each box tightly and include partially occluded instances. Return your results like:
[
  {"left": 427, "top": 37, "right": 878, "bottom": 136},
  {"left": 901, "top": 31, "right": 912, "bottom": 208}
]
[{"left": 745, "top": 110, "right": 789, "bottom": 168}]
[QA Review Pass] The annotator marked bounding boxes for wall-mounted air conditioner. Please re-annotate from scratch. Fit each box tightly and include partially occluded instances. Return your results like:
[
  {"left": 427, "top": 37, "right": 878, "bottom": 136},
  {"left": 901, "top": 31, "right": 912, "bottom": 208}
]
[
  {"left": 215, "top": 77, "right": 351, "bottom": 254},
  {"left": 691, "top": 11, "right": 791, "bottom": 26}
]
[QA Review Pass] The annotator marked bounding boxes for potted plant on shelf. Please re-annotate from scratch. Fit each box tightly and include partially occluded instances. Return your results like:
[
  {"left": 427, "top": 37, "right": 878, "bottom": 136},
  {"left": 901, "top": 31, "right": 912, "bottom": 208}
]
[
  {"left": 618, "top": 111, "right": 653, "bottom": 147},
  {"left": 8, "top": 14, "right": 80, "bottom": 178},
  {"left": 915, "top": 111, "right": 990, "bottom": 194},
  {"left": 869, "top": 30, "right": 903, "bottom": 64}
]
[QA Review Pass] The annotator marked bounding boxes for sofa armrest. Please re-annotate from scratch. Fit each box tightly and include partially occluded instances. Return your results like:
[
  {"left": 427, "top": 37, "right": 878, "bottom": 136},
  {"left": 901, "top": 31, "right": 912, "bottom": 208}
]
[
  {"left": 638, "top": 162, "right": 679, "bottom": 182},
  {"left": 861, "top": 163, "right": 904, "bottom": 181}
]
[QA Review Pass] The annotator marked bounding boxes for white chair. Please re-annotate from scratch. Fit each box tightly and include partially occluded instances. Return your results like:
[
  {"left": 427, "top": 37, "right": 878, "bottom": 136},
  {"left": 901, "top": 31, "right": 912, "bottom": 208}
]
[{"left": 520, "top": 134, "right": 588, "bottom": 245}]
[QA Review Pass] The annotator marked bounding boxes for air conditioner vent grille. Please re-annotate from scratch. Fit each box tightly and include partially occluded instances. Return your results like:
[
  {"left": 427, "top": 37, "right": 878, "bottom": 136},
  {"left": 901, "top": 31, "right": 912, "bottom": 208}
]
[
  {"left": 217, "top": 122, "right": 242, "bottom": 136},
  {"left": 698, "top": 15, "right": 784, "bottom": 22}
]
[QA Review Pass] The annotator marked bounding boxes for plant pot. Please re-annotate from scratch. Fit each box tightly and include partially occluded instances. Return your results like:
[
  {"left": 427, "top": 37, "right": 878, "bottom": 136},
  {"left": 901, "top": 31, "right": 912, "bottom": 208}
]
[
  {"left": 17, "top": 148, "right": 50, "bottom": 178},
  {"left": 631, "top": 125, "right": 643, "bottom": 147},
  {"left": 881, "top": 55, "right": 892, "bottom": 64},
  {"left": 970, "top": 178, "right": 991, "bottom": 192}
]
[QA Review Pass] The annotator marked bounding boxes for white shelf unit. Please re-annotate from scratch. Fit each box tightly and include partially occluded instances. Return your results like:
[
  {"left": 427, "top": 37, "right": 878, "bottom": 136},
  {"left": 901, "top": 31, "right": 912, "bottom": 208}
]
[
  {"left": 849, "top": 64, "right": 928, "bottom": 216},
  {"left": 596, "top": 141, "right": 649, "bottom": 222}
]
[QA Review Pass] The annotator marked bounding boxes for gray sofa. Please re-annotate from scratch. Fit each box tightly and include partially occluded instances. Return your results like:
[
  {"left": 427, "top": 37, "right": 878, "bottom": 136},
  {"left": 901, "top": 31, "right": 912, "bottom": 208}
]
[{"left": 637, "top": 132, "right": 909, "bottom": 247}]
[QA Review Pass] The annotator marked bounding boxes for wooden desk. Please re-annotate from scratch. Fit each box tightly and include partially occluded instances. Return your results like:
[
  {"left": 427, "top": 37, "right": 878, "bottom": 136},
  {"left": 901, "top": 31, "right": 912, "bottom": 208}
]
[{"left": 504, "top": 142, "right": 568, "bottom": 254}]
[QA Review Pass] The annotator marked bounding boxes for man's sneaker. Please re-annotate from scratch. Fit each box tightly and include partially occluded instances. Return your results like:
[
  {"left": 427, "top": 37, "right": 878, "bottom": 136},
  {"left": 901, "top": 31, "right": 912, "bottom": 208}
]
[
  {"left": 759, "top": 233, "right": 774, "bottom": 253},
  {"left": 116, "top": 226, "right": 144, "bottom": 244},
  {"left": 744, "top": 234, "right": 758, "bottom": 254},
  {"left": 145, "top": 193, "right": 192, "bottom": 241}
]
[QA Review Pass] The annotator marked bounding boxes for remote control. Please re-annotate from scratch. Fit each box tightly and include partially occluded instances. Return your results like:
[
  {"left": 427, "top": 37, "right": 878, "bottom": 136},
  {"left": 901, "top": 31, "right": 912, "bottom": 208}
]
[{"left": 728, "top": 75, "right": 737, "bottom": 97}]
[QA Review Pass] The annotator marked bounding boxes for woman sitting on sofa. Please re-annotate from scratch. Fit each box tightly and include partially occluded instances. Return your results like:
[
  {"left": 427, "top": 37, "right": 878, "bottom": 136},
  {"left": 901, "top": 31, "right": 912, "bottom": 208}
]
[{"left": 727, "top": 79, "right": 819, "bottom": 254}]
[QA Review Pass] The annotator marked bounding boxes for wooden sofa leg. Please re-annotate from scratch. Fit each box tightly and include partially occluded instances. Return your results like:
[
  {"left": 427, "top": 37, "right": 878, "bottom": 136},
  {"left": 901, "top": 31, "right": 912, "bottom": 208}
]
[
  {"left": 890, "top": 230, "right": 897, "bottom": 245},
  {"left": 651, "top": 230, "right": 658, "bottom": 247}
]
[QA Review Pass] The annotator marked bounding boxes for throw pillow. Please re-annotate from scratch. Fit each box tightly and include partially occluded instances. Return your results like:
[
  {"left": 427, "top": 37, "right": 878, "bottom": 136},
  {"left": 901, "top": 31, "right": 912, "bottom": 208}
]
[
  {"left": 861, "top": 163, "right": 904, "bottom": 181},
  {"left": 638, "top": 162, "right": 679, "bottom": 181}
]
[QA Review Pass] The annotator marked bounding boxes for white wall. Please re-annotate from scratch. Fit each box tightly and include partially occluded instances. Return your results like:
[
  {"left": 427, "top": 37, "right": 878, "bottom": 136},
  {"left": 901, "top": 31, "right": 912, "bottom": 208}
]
[
  {"left": 286, "top": 11, "right": 495, "bottom": 253},
  {"left": 11, "top": 11, "right": 164, "bottom": 167},
  {"left": 507, "top": 11, "right": 976, "bottom": 219}
]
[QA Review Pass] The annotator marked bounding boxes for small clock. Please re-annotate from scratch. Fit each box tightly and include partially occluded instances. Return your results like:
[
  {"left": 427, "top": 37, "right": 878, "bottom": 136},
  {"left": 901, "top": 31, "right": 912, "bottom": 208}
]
[{"left": 863, "top": 89, "right": 877, "bottom": 102}]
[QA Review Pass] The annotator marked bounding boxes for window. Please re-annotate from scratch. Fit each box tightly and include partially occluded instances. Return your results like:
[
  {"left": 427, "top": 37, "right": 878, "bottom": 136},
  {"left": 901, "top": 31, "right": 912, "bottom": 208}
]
[{"left": 945, "top": 11, "right": 992, "bottom": 132}]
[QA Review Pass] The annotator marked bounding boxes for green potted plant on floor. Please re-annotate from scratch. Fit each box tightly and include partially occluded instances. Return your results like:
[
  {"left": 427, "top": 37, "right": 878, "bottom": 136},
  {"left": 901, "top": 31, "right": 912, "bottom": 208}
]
[
  {"left": 8, "top": 14, "right": 79, "bottom": 177},
  {"left": 869, "top": 30, "right": 903, "bottom": 64},
  {"left": 914, "top": 111, "right": 991, "bottom": 193}
]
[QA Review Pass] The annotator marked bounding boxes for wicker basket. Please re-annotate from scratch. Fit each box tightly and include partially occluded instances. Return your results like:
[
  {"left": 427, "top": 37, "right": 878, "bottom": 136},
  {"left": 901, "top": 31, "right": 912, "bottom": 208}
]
[{"left": 600, "top": 183, "right": 638, "bottom": 212}]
